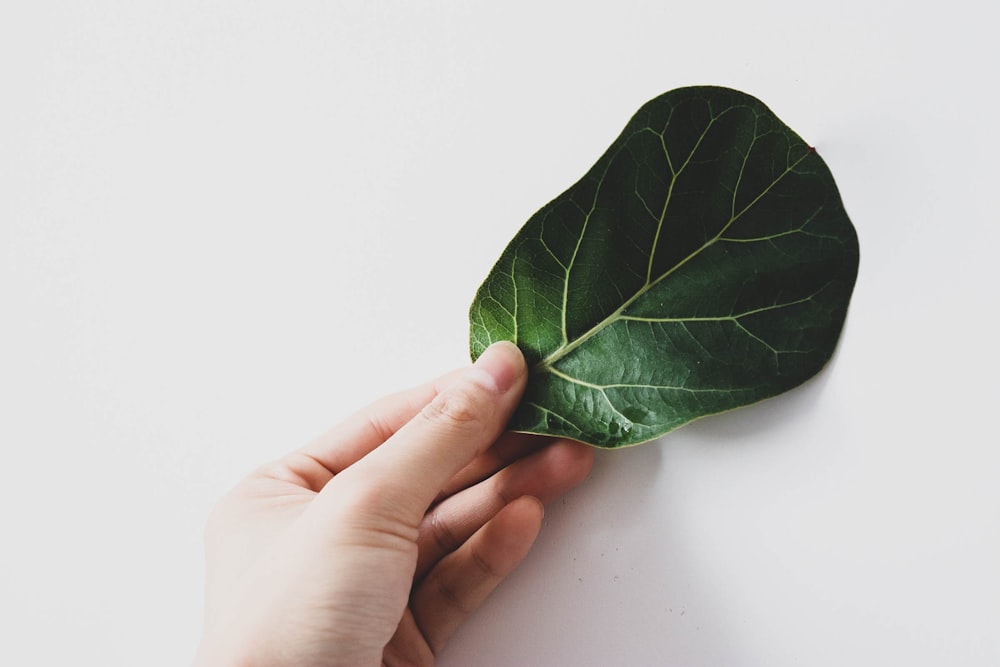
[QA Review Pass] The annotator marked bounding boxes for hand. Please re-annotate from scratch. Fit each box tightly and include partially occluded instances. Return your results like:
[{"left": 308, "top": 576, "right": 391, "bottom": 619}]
[{"left": 194, "top": 342, "right": 594, "bottom": 666}]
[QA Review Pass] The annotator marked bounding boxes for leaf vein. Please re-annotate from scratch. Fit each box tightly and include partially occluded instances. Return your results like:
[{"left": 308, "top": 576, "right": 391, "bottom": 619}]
[{"left": 545, "top": 366, "right": 758, "bottom": 395}]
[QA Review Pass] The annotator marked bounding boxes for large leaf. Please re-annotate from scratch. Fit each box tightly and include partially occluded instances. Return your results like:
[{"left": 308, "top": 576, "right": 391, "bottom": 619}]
[{"left": 470, "top": 86, "right": 859, "bottom": 448}]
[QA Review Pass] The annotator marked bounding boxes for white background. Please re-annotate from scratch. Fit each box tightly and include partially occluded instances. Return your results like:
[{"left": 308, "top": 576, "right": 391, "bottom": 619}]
[{"left": 2, "top": 1, "right": 998, "bottom": 665}]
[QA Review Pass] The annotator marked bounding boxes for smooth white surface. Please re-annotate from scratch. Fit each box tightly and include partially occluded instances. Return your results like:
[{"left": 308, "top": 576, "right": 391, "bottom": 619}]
[{"left": 2, "top": 2, "right": 998, "bottom": 665}]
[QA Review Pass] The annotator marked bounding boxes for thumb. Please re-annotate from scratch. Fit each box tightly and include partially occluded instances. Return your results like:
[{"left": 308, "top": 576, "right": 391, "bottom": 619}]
[{"left": 329, "top": 341, "right": 528, "bottom": 526}]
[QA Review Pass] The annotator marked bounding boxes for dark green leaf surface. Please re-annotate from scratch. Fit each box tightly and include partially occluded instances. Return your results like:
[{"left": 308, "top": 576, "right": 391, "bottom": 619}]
[{"left": 470, "top": 86, "right": 859, "bottom": 448}]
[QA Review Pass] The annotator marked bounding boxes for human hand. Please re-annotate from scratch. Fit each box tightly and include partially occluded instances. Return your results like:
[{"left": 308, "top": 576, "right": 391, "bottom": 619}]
[{"left": 194, "top": 342, "right": 594, "bottom": 666}]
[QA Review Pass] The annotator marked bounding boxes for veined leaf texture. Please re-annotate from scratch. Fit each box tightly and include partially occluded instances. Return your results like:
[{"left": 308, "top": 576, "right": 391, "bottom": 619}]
[{"left": 470, "top": 86, "right": 859, "bottom": 447}]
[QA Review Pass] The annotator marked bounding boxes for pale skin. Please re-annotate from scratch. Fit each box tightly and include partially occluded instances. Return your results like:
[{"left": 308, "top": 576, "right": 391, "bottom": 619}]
[{"left": 194, "top": 341, "right": 594, "bottom": 666}]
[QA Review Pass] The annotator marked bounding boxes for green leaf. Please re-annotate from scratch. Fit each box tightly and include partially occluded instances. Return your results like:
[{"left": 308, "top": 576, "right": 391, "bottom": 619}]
[{"left": 470, "top": 86, "right": 859, "bottom": 448}]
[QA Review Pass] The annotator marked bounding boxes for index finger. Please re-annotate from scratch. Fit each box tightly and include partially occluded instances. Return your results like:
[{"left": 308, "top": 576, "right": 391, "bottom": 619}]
[
  {"left": 295, "top": 367, "right": 465, "bottom": 481},
  {"left": 330, "top": 341, "right": 528, "bottom": 526}
]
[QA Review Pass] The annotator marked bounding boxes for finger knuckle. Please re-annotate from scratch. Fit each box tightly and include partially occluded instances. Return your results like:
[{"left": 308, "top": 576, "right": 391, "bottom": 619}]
[
  {"left": 433, "top": 573, "right": 476, "bottom": 615},
  {"left": 470, "top": 542, "right": 503, "bottom": 580},
  {"left": 363, "top": 408, "right": 397, "bottom": 443},
  {"left": 428, "top": 510, "right": 460, "bottom": 553},
  {"left": 419, "top": 388, "right": 486, "bottom": 430}
]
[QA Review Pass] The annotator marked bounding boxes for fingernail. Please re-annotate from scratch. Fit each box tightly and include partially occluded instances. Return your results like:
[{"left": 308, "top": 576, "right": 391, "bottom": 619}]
[{"left": 472, "top": 341, "right": 524, "bottom": 394}]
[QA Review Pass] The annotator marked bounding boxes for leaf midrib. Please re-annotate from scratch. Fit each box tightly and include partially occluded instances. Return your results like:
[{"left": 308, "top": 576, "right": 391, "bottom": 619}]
[{"left": 534, "top": 147, "right": 811, "bottom": 375}]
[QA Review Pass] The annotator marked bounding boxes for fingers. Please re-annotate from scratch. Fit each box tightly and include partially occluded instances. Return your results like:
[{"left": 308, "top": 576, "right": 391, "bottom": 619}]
[
  {"left": 410, "top": 496, "right": 545, "bottom": 656},
  {"left": 436, "top": 431, "right": 552, "bottom": 501},
  {"left": 415, "top": 438, "right": 594, "bottom": 579},
  {"left": 284, "top": 369, "right": 465, "bottom": 490},
  {"left": 329, "top": 342, "right": 528, "bottom": 526}
]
